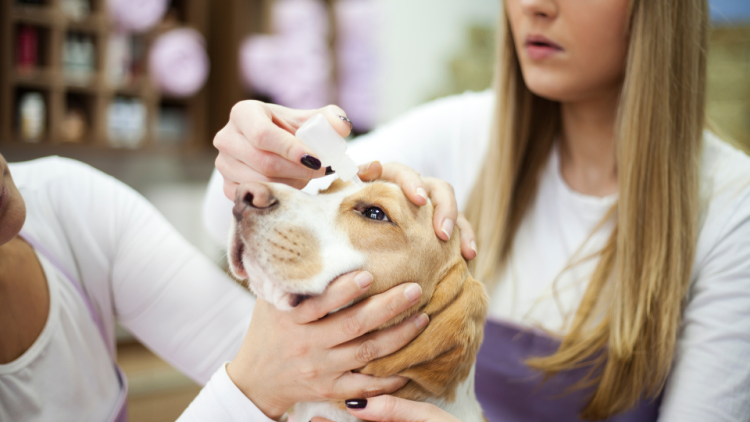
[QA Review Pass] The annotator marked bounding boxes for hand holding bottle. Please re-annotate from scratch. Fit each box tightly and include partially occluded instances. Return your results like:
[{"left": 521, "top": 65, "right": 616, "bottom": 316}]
[{"left": 213, "top": 101, "right": 353, "bottom": 198}]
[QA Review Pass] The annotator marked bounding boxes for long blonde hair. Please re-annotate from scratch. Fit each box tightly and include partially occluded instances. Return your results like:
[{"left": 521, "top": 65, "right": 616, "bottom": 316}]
[{"left": 465, "top": 0, "right": 707, "bottom": 419}]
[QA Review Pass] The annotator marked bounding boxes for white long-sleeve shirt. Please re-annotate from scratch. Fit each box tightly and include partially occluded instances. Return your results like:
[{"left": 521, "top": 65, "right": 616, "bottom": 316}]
[
  {"left": 197, "top": 90, "right": 750, "bottom": 421},
  {"left": 0, "top": 157, "right": 267, "bottom": 422}
]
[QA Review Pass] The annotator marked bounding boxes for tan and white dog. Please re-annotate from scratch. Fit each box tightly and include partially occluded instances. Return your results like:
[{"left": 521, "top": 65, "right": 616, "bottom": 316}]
[{"left": 228, "top": 179, "right": 488, "bottom": 422}]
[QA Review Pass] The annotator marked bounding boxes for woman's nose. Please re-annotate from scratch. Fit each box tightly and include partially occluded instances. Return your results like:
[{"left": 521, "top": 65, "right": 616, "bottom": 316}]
[
  {"left": 519, "top": 0, "right": 558, "bottom": 20},
  {"left": 233, "top": 182, "right": 278, "bottom": 221}
]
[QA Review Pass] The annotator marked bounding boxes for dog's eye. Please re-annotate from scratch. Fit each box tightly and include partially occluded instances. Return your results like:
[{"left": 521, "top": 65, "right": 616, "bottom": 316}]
[{"left": 363, "top": 207, "right": 389, "bottom": 222}]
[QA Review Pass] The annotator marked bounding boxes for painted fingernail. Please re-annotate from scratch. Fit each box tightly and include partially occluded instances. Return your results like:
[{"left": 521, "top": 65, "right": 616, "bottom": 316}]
[
  {"left": 301, "top": 155, "right": 322, "bottom": 170},
  {"left": 414, "top": 313, "right": 429, "bottom": 330},
  {"left": 354, "top": 271, "right": 373, "bottom": 289},
  {"left": 339, "top": 115, "right": 353, "bottom": 130},
  {"left": 345, "top": 399, "right": 367, "bottom": 409},
  {"left": 325, "top": 166, "right": 335, "bottom": 175},
  {"left": 404, "top": 283, "right": 422, "bottom": 302},
  {"left": 471, "top": 240, "right": 478, "bottom": 255},
  {"left": 416, "top": 187, "right": 428, "bottom": 202},
  {"left": 441, "top": 219, "right": 454, "bottom": 239}
]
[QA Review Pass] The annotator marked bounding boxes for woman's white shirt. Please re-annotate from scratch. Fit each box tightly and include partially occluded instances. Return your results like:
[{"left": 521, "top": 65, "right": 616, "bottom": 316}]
[
  {"left": 0, "top": 252, "right": 120, "bottom": 422},
  {"left": 0, "top": 157, "right": 262, "bottom": 422}
]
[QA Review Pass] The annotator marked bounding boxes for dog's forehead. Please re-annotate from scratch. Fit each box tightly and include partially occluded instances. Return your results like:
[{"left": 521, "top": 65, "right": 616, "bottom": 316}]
[{"left": 318, "top": 180, "right": 405, "bottom": 203}]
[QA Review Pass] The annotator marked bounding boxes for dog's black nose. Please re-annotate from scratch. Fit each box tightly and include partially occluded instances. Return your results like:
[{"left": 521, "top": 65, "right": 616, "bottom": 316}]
[{"left": 233, "top": 182, "right": 278, "bottom": 221}]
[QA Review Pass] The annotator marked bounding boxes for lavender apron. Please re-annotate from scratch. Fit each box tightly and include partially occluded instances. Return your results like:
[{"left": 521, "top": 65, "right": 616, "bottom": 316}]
[
  {"left": 475, "top": 318, "right": 661, "bottom": 422},
  {"left": 19, "top": 230, "right": 129, "bottom": 422}
]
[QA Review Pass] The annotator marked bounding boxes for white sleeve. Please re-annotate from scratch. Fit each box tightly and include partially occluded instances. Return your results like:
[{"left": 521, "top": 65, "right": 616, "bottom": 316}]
[
  {"left": 659, "top": 192, "right": 750, "bottom": 421},
  {"left": 54, "top": 160, "right": 255, "bottom": 385},
  {"left": 202, "top": 90, "right": 495, "bottom": 245},
  {"left": 177, "top": 363, "right": 276, "bottom": 422},
  {"left": 203, "top": 169, "right": 235, "bottom": 248}
]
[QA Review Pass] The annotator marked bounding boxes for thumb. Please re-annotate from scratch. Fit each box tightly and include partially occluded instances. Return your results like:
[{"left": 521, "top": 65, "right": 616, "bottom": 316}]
[
  {"left": 344, "top": 395, "right": 439, "bottom": 422},
  {"left": 266, "top": 103, "right": 352, "bottom": 138}
]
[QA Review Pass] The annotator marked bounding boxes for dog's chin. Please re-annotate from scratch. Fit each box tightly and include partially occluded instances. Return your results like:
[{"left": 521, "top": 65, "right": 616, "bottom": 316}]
[{"left": 246, "top": 276, "right": 316, "bottom": 311}]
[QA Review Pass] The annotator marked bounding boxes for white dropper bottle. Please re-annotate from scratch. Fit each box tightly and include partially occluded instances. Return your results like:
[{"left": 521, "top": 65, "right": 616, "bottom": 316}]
[{"left": 295, "top": 113, "right": 364, "bottom": 186}]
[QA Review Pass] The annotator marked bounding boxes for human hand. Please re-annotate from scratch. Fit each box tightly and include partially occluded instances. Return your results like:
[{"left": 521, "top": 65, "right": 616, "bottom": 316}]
[
  {"left": 311, "top": 395, "right": 462, "bottom": 422},
  {"left": 226, "top": 271, "right": 430, "bottom": 420},
  {"left": 358, "top": 161, "right": 478, "bottom": 261},
  {"left": 213, "top": 101, "right": 353, "bottom": 198}
]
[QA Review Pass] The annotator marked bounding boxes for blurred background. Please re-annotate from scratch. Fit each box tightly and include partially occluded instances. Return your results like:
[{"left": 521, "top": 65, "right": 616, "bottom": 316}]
[{"left": 0, "top": 0, "right": 748, "bottom": 420}]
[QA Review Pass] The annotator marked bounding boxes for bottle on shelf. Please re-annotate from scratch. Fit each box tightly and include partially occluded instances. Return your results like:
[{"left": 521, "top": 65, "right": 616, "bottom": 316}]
[
  {"left": 64, "top": 33, "right": 95, "bottom": 84},
  {"left": 16, "top": 25, "right": 39, "bottom": 73},
  {"left": 19, "top": 92, "right": 46, "bottom": 142},
  {"left": 107, "top": 97, "right": 146, "bottom": 148},
  {"left": 62, "top": 107, "right": 87, "bottom": 143},
  {"left": 106, "top": 33, "right": 132, "bottom": 88}
]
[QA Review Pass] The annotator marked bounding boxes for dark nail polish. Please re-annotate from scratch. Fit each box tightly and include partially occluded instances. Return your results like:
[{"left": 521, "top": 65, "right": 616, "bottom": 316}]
[
  {"left": 325, "top": 166, "right": 335, "bottom": 175},
  {"left": 345, "top": 399, "right": 367, "bottom": 409},
  {"left": 339, "top": 115, "right": 353, "bottom": 129},
  {"left": 301, "top": 155, "right": 322, "bottom": 170}
]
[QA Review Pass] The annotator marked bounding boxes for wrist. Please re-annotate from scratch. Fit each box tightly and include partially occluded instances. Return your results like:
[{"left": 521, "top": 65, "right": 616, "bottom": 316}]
[{"left": 226, "top": 360, "right": 290, "bottom": 420}]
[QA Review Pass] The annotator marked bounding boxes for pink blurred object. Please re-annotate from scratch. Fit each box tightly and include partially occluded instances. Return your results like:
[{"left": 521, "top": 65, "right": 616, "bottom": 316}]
[
  {"left": 239, "top": 0, "right": 332, "bottom": 109},
  {"left": 239, "top": 35, "right": 280, "bottom": 97},
  {"left": 335, "top": 0, "right": 383, "bottom": 131},
  {"left": 272, "top": 0, "right": 329, "bottom": 41},
  {"left": 107, "top": 0, "right": 168, "bottom": 33},
  {"left": 149, "top": 28, "right": 209, "bottom": 98}
]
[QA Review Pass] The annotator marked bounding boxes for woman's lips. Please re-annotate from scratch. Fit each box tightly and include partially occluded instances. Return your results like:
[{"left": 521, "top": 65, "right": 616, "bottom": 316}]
[{"left": 524, "top": 35, "right": 563, "bottom": 60}]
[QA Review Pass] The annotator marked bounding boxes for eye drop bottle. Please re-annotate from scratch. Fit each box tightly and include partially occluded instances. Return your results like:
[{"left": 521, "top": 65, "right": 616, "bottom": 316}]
[{"left": 295, "top": 113, "right": 364, "bottom": 186}]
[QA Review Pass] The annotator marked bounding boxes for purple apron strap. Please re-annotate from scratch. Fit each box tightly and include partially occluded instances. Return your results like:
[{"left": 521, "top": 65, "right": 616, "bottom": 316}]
[
  {"left": 19, "top": 229, "right": 129, "bottom": 422},
  {"left": 475, "top": 318, "right": 662, "bottom": 422}
]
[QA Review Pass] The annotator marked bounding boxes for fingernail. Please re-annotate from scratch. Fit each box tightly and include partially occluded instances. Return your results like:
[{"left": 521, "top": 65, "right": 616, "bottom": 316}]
[
  {"left": 345, "top": 399, "right": 367, "bottom": 409},
  {"left": 471, "top": 240, "right": 478, "bottom": 255},
  {"left": 301, "top": 155, "right": 322, "bottom": 170},
  {"left": 339, "top": 115, "right": 353, "bottom": 130},
  {"left": 354, "top": 271, "right": 373, "bottom": 289},
  {"left": 416, "top": 187, "right": 428, "bottom": 202},
  {"left": 441, "top": 219, "right": 454, "bottom": 239},
  {"left": 404, "top": 283, "right": 422, "bottom": 302},
  {"left": 325, "top": 166, "right": 335, "bottom": 175},
  {"left": 413, "top": 313, "right": 429, "bottom": 330},
  {"left": 358, "top": 161, "right": 372, "bottom": 176}
]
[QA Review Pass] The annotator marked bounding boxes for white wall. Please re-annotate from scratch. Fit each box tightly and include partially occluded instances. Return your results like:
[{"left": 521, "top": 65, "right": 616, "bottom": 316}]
[{"left": 376, "top": 0, "right": 499, "bottom": 123}]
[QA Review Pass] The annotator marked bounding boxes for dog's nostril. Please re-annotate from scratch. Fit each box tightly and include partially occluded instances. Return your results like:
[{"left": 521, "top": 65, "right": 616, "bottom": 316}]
[{"left": 243, "top": 192, "right": 254, "bottom": 208}]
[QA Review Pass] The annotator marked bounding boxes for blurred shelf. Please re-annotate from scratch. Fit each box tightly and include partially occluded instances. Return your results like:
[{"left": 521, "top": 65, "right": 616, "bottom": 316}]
[
  {"left": 11, "top": 5, "right": 59, "bottom": 26},
  {"left": 66, "top": 14, "right": 105, "bottom": 32},
  {"left": 12, "top": 68, "right": 54, "bottom": 87},
  {"left": 1, "top": 0, "right": 211, "bottom": 153}
]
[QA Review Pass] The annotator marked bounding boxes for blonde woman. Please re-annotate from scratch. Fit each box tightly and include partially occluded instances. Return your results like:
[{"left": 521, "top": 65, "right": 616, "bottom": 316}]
[{"left": 199, "top": 0, "right": 750, "bottom": 420}]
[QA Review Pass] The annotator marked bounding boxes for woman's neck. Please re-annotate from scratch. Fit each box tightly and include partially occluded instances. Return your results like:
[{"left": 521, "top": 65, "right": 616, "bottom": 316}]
[{"left": 559, "top": 90, "right": 620, "bottom": 197}]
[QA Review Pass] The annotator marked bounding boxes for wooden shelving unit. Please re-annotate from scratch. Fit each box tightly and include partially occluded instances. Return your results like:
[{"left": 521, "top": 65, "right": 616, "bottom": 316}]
[{"left": 1, "top": 0, "right": 209, "bottom": 152}]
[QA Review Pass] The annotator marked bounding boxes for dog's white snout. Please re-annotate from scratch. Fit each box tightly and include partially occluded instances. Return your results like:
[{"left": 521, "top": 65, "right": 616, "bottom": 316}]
[{"left": 233, "top": 182, "right": 278, "bottom": 221}]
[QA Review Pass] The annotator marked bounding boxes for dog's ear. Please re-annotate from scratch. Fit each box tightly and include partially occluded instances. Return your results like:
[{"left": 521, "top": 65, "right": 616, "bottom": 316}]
[{"left": 358, "top": 261, "right": 488, "bottom": 402}]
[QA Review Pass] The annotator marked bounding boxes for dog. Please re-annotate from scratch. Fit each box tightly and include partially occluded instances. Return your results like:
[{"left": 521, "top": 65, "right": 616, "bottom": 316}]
[{"left": 228, "top": 178, "right": 488, "bottom": 422}]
